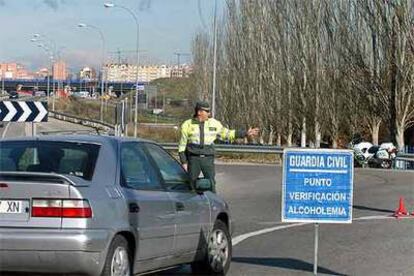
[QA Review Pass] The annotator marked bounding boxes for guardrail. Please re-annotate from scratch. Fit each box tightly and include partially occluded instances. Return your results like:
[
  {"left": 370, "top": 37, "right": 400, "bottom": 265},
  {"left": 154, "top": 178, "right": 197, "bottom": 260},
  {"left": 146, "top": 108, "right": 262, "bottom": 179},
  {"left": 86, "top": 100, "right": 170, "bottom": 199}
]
[
  {"left": 160, "top": 143, "right": 285, "bottom": 154},
  {"left": 160, "top": 143, "right": 414, "bottom": 162},
  {"left": 49, "top": 111, "right": 115, "bottom": 134},
  {"left": 395, "top": 152, "right": 414, "bottom": 162},
  {"left": 42, "top": 112, "right": 414, "bottom": 165}
]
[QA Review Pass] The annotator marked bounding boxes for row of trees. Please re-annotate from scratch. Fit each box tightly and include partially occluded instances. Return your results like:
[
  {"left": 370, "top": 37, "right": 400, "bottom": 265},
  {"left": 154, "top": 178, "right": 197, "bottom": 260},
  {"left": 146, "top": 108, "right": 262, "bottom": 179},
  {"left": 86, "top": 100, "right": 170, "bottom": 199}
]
[{"left": 192, "top": 0, "right": 414, "bottom": 149}]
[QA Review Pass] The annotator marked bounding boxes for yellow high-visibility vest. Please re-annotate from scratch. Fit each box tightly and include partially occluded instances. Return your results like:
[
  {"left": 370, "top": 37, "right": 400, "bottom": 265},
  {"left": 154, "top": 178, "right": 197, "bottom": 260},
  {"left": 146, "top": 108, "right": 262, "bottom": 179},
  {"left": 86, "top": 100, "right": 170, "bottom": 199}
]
[{"left": 178, "top": 118, "right": 237, "bottom": 155}]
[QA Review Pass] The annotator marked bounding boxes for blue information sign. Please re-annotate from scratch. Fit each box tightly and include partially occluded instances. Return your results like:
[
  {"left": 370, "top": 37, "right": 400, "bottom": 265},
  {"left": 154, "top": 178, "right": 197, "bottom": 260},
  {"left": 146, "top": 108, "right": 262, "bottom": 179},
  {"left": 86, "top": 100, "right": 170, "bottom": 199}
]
[{"left": 282, "top": 148, "right": 354, "bottom": 223}]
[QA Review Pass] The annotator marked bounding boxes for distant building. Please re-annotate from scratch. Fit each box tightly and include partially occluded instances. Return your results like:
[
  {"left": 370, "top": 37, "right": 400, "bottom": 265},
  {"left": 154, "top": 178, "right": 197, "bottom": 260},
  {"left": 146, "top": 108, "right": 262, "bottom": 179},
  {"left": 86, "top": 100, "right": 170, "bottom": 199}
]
[
  {"left": 79, "top": 67, "right": 97, "bottom": 81},
  {"left": 0, "top": 63, "right": 34, "bottom": 80},
  {"left": 105, "top": 64, "right": 172, "bottom": 82},
  {"left": 36, "top": 68, "right": 49, "bottom": 79},
  {"left": 171, "top": 64, "right": 193, "bottom": 78},
  {"left": 53, "top": 61, "right": 67, "bottom": 81}
]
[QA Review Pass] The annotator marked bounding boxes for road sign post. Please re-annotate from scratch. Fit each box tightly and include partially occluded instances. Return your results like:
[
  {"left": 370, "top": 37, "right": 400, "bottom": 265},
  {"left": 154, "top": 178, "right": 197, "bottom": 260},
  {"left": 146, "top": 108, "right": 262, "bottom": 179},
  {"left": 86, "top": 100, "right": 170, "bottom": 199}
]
[{"left": 282, "top": 148, "right": 354, "bottom": 275}]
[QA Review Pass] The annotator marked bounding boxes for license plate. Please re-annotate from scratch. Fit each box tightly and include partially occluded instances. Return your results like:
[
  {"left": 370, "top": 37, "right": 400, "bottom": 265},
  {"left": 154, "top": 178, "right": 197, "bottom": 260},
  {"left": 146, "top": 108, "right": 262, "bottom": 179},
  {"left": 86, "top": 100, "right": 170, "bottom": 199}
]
[{"left": 0, "top": 200, "right": 24, "bottom": 214}]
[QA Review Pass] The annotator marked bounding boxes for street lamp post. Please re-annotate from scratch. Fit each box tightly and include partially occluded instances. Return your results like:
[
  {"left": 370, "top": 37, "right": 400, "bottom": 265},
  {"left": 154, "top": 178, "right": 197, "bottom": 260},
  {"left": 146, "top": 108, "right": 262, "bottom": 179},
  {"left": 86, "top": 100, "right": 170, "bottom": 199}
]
[
  {"left": 32, "top": 42, "right": 52, "bottom": 107},
  {"left": 32, "top": 34, "right": 57, "bottom": 109},
  {"left": 77, "top": 23, "right": 106, "bottom": 121},
  {"left": 31, "top": 37, "right": 54, "bottom": 108},
  {"left": 104, "top": 2, "right": 140, "bottom": 137},
  {"left": 1, "top": 70, "right": 4, "bottom": 95},
  {"left": 211, "top": 0, "right": 218, "bottom": 118}
]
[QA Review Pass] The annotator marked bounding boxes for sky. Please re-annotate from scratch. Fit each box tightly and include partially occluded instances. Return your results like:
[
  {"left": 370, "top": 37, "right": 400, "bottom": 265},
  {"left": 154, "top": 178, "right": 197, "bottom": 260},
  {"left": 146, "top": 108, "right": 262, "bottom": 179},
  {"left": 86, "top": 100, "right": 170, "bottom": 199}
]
[{"left": 0, "top": 0, "right": 222, "bottom": 71}]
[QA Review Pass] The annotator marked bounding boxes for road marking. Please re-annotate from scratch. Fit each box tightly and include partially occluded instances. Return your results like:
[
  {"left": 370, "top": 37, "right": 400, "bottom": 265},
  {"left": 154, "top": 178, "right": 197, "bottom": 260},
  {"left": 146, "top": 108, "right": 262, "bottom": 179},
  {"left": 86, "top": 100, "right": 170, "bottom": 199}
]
[
  {"left": 2, "top": 122, "right": 11, "bottom": 138},
  {"left": 232, "top": 223, "right": 308, "bottom": 246},
  {"left": 232, "top": 215, "right": 412, "bottom": 246}
]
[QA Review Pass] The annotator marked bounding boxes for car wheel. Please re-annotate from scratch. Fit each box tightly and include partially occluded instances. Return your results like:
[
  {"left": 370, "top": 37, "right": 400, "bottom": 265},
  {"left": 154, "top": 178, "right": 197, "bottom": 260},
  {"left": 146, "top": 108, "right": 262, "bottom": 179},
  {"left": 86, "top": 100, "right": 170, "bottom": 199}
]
[
  {"left": 101, "top": 235, "right": 131, "bottom": 276},
  {"left": 191, "top": 220, "right": 232, "bottom": 275}
]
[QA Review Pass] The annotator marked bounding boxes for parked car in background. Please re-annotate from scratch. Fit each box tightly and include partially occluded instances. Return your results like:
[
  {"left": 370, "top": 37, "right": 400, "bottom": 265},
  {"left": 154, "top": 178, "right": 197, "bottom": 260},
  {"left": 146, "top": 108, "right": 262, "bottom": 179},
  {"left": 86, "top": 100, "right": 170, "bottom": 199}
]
[
  {"left": 0, "top": 135, "right": 232, "bottom": 276},
  {"left": 34, "top": 90, "right": 47, "bottom": 97},
  {"left": 7, "top": 91, "right": 19, "bottom": 99},
  {"left": 72, "top": 91, "right": 90, "bottom": 98}
]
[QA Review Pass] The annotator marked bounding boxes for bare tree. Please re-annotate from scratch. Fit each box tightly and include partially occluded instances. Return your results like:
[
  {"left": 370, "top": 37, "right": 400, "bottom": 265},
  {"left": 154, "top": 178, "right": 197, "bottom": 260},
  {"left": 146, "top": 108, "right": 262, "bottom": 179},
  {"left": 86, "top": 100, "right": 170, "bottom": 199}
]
[{"left": 190, "top": 0, "right": 413, "bottom": 149}]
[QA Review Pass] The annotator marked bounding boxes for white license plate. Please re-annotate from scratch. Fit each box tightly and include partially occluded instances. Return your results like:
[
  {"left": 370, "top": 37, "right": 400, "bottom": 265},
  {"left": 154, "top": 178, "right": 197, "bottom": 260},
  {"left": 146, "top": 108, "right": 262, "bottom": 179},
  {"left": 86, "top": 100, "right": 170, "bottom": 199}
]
[{"left": 0, "top": 200, "right": 24, "bottom": 214}]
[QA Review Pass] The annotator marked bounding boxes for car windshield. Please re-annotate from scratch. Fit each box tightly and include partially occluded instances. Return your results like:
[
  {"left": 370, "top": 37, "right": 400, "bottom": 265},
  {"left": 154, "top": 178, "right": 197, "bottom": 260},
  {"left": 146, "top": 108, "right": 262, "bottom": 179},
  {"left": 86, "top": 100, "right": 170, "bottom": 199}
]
[{"left": 0, "top": 141, "right": 100, "bottom": 180}]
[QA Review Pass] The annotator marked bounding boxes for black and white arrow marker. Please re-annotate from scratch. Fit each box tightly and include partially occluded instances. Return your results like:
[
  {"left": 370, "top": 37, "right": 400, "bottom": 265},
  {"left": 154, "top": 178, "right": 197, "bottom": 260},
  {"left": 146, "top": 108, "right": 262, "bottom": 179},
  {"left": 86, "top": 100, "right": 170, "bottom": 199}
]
[{"left": 0, "top": 101, "right": 48, "bottom": 122}]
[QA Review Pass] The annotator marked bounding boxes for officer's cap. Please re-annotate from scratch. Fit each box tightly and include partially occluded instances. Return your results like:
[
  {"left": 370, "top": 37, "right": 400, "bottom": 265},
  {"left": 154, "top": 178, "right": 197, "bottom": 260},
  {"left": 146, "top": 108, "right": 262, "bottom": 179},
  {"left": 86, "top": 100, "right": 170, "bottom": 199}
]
[{"left": 195, "top": 101, "right": 210, "bottom": 112}]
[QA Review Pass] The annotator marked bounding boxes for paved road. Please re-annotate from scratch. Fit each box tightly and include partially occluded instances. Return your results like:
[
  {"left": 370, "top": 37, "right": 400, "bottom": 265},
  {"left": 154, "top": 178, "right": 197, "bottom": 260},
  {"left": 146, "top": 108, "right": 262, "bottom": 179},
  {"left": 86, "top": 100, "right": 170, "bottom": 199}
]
[
  {"left": 1, "top": 121, "right": 413, "bottom": 275},
  {"left": 0, "top": 118, "right": 99, "bottom": 138},
  {"left": 154, "top": 164, "right": 414, "bottom": 276}
]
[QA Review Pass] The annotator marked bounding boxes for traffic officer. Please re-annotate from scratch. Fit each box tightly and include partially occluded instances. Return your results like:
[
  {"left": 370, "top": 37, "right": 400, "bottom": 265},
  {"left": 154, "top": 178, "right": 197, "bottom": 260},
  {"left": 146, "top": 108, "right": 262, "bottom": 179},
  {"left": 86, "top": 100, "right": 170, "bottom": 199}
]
[{"left": 178, "top": 101, "right": 259, "bottom": 192}]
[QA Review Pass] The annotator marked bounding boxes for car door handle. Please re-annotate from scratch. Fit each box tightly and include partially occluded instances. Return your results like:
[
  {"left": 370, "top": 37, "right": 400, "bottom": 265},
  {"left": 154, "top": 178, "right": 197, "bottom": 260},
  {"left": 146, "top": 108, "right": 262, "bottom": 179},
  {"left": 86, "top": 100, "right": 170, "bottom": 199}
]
[
  {"left": 175, "top": 202, "right": 185, "bottom": 212},
  {"left": 129, "top": 203, "right": 140, "bottom": 213}
]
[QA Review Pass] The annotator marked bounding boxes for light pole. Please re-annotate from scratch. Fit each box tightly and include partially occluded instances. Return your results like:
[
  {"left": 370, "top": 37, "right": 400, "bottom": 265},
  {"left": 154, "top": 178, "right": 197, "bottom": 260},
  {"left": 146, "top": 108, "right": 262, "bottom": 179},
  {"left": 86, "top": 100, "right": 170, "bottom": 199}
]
[
  {"left": 77, "top": 23, "right": 106, "bottom": 121},
  {"left": 1, "top": 69, "right": 4, "bottom": 95},
  {"left": 31, "top": 41, "right": 52, "bottom": 107},
  {"left": 104, "top": 2, "right": 140, "bottom": 137},
  {"left": 211, "top": 0, "right": 218, "bottom": 118},
  {"left": 32, "top": 34, "right": 57, "bottom": 108},
  {"left": 31, "top": 36, "right": 55, "bottom": 107}
]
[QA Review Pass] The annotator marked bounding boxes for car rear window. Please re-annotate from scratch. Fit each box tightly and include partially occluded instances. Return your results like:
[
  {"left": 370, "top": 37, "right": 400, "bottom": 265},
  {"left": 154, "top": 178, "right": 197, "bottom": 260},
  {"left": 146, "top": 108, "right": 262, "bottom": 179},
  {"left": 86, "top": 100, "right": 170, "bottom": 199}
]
[{"left": 0, "top": 141, "right": 100, "bottom": 180}]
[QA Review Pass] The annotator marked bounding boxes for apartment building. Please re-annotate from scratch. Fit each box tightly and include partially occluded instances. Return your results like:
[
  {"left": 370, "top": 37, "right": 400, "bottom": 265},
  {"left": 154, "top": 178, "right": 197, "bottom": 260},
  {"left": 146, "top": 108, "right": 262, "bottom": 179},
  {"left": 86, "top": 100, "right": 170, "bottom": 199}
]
[
  {"left": 0, "top": 63, "right": 34, "bottom": 80},
  {"left": 170, "top": 64, "right": 193, "bottom": 78},
  {"left": 53, "top": 61, "right": 67, "bottom": 81},
  {"left": 105, "top": 64, "right": 172, "bottom": 82},
  {"left": 79, "top": 67, "right": 97, "bottom": 81}
]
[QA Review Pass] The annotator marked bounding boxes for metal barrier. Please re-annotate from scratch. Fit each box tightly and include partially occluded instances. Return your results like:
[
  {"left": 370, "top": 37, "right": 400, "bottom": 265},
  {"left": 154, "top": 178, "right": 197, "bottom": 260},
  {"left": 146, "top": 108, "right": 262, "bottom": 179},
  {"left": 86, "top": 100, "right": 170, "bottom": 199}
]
[
  {"left": 160, "top": 143, "right": 414, "bottom": 162},
  {"left": 160, "top": 143, "right": 284, "bottom": 154},
  {"left": 49, "top": 111, "right": 115, "bottom": 134},
  {"left": 46, "top": 112, "right": 414, "bottom": 166}
]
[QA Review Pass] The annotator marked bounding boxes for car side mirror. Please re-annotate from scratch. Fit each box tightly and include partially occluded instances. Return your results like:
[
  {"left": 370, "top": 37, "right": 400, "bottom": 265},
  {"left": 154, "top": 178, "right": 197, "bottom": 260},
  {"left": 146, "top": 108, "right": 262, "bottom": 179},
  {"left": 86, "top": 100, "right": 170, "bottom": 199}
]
[{"left": 194, "top": 178, "right": 213, "bottom": 193}]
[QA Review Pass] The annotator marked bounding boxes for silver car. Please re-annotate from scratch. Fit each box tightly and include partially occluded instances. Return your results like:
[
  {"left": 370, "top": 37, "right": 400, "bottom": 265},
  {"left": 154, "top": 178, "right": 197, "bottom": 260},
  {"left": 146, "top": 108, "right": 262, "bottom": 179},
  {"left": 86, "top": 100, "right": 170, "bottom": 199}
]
[{"left": 0, "top": 135, "right": 232, "bottom": 275}]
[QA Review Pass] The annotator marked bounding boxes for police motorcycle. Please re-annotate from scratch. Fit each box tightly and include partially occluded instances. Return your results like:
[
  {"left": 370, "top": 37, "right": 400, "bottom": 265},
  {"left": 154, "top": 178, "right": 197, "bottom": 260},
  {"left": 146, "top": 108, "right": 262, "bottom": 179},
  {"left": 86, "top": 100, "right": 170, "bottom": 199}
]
[
  {"left": 350, "top": 140, "right": 374, "bottom": 168},
  {"left": 370, "top": 142, "right": 398, "bottom": 169},
  {"left": 349, "top": 135, "right": 397, "bottom": 169}
]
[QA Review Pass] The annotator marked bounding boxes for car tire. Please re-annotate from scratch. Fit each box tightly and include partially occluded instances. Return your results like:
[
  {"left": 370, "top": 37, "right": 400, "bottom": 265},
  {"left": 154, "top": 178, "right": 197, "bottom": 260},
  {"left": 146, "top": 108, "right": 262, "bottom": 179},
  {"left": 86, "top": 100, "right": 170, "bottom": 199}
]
[
  {"left": 191, "top": 220, "right": 232, "bottom": 275},
  {"left": 101, "top": 235, "right": 131, "bottom": 276}
]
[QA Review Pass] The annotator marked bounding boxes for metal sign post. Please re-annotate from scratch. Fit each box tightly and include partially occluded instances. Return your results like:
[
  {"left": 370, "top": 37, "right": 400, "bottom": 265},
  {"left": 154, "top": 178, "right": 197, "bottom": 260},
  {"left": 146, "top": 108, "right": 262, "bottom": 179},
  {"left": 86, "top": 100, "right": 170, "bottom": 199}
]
[
  {"left": 314, "top": 223, "right": 319, "bottom": 275},
  {"left": 282, "top": 148, "right": 354, "bottom": 275},
  {"left": 31, "top": 122, "right": 36, "bottom": 137},
  {"left": 121, "top": 100, "right": 126, "bottom": 136}
]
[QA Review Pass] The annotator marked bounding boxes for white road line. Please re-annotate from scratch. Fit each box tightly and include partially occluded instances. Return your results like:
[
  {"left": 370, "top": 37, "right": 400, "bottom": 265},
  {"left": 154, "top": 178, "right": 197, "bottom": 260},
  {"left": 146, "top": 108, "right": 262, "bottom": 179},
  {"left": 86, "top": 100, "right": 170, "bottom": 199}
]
[
  {"left": 232, "top": 223, "right": 309, "bottom": 246},
  {"left": 2, "top": 122, "right": 11, "bottom": 138},
  {"left": 232, "top": 215, "right": 413, "bottom": 246}
]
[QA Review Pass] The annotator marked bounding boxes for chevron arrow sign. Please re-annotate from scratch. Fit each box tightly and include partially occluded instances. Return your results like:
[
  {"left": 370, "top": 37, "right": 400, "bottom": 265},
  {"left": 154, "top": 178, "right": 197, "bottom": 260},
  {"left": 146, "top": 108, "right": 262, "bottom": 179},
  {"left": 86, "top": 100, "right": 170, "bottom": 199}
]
[{"left": 0, "top": 101, "right": 48, "bottom": 122}]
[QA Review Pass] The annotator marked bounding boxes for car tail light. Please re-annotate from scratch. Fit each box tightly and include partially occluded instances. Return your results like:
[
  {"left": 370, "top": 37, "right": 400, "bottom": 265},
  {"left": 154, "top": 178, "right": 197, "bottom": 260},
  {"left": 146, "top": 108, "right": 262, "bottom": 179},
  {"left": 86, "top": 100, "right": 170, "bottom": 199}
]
[
  {"left": 32, "top": 199, "right": 92, "bottom": 218},
  {"left": 62, "top": 200, "right": 92, "bottom": 218}
]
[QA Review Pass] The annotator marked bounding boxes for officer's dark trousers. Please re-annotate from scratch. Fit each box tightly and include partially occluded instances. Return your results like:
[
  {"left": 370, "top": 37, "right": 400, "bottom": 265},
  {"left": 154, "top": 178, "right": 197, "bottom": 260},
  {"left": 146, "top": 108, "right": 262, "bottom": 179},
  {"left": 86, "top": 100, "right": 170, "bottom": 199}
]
[{"left": 188, "top": 155, "right": 216, "bottom": 192}]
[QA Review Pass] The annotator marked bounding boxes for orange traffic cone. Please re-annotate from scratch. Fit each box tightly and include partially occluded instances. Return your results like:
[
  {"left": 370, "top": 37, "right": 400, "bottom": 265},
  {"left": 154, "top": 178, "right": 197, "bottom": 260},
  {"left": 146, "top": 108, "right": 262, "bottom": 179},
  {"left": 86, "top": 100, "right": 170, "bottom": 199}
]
[{"left": 394, "top": 197, "right": 408, "bottom": 218}]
